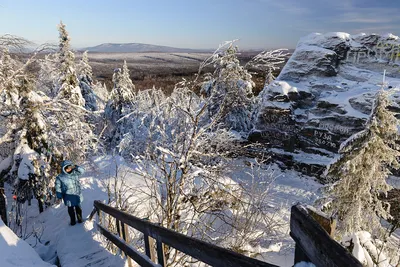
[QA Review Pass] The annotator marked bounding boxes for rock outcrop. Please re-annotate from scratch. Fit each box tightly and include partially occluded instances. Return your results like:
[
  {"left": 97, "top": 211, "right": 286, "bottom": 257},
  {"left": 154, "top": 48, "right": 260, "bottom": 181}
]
[{"left": 250, "top": 32, "right": 400, "bottom": 179}]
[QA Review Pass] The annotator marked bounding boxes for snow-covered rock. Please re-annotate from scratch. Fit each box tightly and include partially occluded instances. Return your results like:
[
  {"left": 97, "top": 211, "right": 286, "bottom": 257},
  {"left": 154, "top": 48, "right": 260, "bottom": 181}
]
[{"left": 250, "top": 32, "right": 400, "bottom": 179}]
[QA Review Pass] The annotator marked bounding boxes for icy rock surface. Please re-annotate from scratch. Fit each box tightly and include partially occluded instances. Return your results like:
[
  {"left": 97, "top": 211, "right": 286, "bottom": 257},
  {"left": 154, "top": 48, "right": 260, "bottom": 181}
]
[{"left": 250, "top": 32, "right": 400, "bottom": 178}]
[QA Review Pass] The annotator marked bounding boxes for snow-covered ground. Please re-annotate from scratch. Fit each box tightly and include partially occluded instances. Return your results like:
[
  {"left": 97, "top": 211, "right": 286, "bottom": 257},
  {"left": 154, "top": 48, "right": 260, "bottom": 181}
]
[
  {"left": 4, "top": 155, "right": 148, "bottom": 267},
  {"left": 0, "top": 218, "right": 55, "bottom": 267},
  {"left": 0, "top": 155, "right": 340, "bottom": 267}
]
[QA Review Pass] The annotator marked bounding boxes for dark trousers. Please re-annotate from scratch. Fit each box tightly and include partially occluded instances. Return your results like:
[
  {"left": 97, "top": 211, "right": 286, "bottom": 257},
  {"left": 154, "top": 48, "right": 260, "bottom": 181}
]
[{"left": 68, "top": 205, "right": 83, "bottom": 225}]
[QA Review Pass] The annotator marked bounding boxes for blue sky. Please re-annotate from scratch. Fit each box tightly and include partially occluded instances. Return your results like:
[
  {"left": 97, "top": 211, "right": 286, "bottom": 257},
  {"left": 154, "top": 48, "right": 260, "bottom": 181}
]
[{"left": 0, "top": 0, "right": 399, "bottom": 49}]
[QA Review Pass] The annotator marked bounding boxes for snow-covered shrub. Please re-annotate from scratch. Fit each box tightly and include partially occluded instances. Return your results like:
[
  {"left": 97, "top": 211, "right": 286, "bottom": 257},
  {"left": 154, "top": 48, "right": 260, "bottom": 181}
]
[
  {"left": 114, "top": 79, "right": 277, "bottom": 264},
  {"left": 341, "top": 231, "right": 399, "bottom": 267}
]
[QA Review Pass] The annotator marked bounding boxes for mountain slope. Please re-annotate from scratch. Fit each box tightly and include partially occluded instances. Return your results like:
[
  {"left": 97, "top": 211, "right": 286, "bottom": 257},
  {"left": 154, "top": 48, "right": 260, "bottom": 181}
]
[{"left": 81, "top": 43, "right": 209, "bottom": 53}]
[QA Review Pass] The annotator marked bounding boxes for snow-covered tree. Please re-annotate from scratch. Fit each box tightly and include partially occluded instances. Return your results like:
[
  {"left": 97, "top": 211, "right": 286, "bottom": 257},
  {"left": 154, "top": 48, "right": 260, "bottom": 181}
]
[
  {"left": 0, "top": 49, "right": 19, "bottom": 104},
  {"left": 104, "top": 67, "right": 136, "bottom": 149},
  {"left": 0, "top": 76, "right": 60, "bottom": 215},
  {"left": 246, "top": 48, "right": 289, "bottom": 86},
  {"left": 56, "top": 22, "right": 85, "bottom": 106},
  {"left": 36, "top": 54, "right": 58, "bottom": 97},
  {"left": 77, "top": 51, "right": 93, "bottom": 83},
  {"left": 117, "top": 87, "right": 165, "bottom": 156},
  {"left": 121, "top": 60, "right": 135, "bottom": 94},
  {"left": 77, "top": 51, "right": 97, "bottom": 111},
  {"left": 323, "top": 86, "right": 400, "bottom": 236},
  {"left": 202, "top": 43, "right": 255, "bottom": 134},
  {"left": 264, "top": 68, "right": 275, "bottom": 87}
]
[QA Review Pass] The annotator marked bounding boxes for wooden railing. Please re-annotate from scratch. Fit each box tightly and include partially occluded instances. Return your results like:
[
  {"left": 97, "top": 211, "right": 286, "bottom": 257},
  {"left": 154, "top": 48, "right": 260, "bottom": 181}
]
[
  {"left": 91, "top": 201, "right": 363, "bottom": 267},
  {"left": 290, "top": 204, "right": 363, "bottom": 267},
  {"left": 90, "top": 200, "right": 278, "bottom": 267}
]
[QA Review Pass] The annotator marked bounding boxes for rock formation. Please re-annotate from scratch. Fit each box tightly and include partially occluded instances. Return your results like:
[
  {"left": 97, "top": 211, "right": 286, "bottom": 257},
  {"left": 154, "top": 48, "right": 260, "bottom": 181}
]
[{"left": 250, "top": 32, "right": 400, "bottom": 179}]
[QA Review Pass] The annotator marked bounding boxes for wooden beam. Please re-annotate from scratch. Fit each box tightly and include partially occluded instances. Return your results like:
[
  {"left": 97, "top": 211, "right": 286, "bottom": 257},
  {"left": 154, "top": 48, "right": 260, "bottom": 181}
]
[
  {"left": 97, "top": 223, "right": 158, "bottom": 267},
  {"left": 94, "top": 201, "right": 277, "bottom": 267},
  {"left": 290, "top": 205, "right": 363, "bottom": 267}
]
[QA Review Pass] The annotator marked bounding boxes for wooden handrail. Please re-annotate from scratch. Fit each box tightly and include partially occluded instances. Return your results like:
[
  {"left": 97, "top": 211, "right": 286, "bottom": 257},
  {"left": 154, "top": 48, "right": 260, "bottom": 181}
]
[
  {"left": 290, "top": 204, "right": 363, "bottom": 267},
  {"left": 93, "top": 200, "right": 278, "bottom": 267}
]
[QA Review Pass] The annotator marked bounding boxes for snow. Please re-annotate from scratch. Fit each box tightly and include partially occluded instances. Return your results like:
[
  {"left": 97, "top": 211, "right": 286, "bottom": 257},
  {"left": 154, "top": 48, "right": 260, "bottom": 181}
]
[
  {"left": 0, "top": 219, "right": 55, "bottom": 267},
  {"left": 1, "top": 155, "right": 325, "bottom": 267},
  {"left": 4, "top": 155, "right": 150, "bottom": 267},
  {"left": 226, "top": 159, "right": 323, "bottom": 266},
  {"left": 16, "top": 143, "right": 38, "bottom": 180},
  {"left": 294, "top": 262, "right": 316, "bottom": 267},
  {"left": 268, "top": 81, "right": 299, "bottom": 95},
  {"left": 341, "top": 231, "right": 392, "bottom": 267}
]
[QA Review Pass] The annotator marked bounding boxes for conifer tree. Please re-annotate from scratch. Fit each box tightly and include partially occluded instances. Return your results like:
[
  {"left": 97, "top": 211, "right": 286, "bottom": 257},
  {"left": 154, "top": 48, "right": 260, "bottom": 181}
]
[
  {"left": 56, "top": 21, "right": 85, "bottom": 106},
  {"left": 0, "top": 49, "right": 19, "bottom": 105},
  {"left": 324, "top": 84, "right": 400, "bottom": 236},
  {"left": 203, "top": 44, "right": 255, "bottom": 133},
  {"left": 77, "top": 51, "right": 93, "bottom": 83},
  {"left": 77, "top": 51, "right": 97, "bottom": 111},
  {"left": 104, "top": 67, "right": 135, "bottom": 149},
  {"left": 264, "top": 68, "right": 275, "bottom": 87},
  {"left": 36, "top": 54, "right": 58, "bottom": 97},
  {"left": 121, "top": 60, "right": 135, "bottom": 94}
]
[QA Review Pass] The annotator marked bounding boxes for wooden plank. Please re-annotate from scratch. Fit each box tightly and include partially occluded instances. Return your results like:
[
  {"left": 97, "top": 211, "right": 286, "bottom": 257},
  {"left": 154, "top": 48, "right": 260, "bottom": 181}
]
[
  {"left": 97, "top": 223, "right": 159, "bottom": 267},
  {"left": 305, "top": 205, "right": 336, "bottom": 236},
  {"left": 294, "top": 244, "right": 310, "bottom": 264},
  {"left": 144, "top": 233, "right": 156, "bottom": 262},
  {"left": 290, "top": 205, "right": 363, "bottom": 267},
  {"left": 156, "top": 238, "right": 165, "bottom": 267},
  {"left": 94, "top": 201, "right": 277, "bottom": 267}
]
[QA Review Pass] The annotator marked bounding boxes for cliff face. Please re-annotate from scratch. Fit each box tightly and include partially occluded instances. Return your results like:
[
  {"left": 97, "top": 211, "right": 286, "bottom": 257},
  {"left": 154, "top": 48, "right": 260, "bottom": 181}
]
[{"left": 250, "top": 32, "right": 400, "bottom": 178}]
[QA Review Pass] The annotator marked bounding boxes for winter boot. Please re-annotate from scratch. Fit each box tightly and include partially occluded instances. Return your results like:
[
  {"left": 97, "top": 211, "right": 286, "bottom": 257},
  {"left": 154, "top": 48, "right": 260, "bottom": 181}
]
[
  {"left": 68, "top": 207, "right": 76, "bottom": 225},
  {"left": 76, "top": 206, "right": 83, "bottom": 223}
]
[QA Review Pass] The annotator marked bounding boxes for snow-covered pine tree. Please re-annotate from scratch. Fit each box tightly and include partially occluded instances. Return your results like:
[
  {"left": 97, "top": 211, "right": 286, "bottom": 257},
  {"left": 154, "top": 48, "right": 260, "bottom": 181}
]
[
  {"left": 202, "top": 44, "right": 255, "bottom": 134},
  {"left": 48, "top": 22, "right": 95, "bottom": 161},
  {"left": 324, "top": 85, "right": 400, "bottom": 236},
  {"left": 0, "top": 76, "right": 59, "bottom": 215},
  {"left": 104, "top": 66, "right": 136, "bottom": 149},
  {"left": 117, "top": 87, "right": 165, "bottom": 156},
  {"left": 15, "top": 77, "right": 59, "bottom": 213},
  {"left": 264, "top": 68, "right": 275, "bottom": 87},
  {"left": 56, "top": 21, "right": 85, "bottom": 106},
  {"left": 0, "top": 49, "right": 19, "bottom": 105},
  {"left": 121, "top": 60, "right": 135, "bottom": 94},
  {"left": 77, "top": 51, "right": 97, "bottom": 111},
  {"left": 77, "top": 51, "right": 93, "bottom": 83},
  {"left": 36, "top": 53, "right": 58, "bottom": 97}
]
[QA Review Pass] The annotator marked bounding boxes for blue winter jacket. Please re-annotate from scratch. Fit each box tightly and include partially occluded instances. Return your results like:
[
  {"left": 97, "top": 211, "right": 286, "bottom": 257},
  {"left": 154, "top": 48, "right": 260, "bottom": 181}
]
[{"left": 55, "top": 160, "right": 85, "bottom": 207}]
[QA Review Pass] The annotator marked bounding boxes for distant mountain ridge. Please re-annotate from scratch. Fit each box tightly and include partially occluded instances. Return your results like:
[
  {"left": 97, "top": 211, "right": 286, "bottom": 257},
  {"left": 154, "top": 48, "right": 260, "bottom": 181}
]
[{"left": 80, "top": 43, "right": 211, "bottom": 53}]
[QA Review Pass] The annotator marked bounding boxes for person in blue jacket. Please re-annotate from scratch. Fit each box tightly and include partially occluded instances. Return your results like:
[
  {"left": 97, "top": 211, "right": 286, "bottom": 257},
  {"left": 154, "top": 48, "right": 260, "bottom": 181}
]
[{"left": 55, "top": 160, "right": 85, "bottom": 225}]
